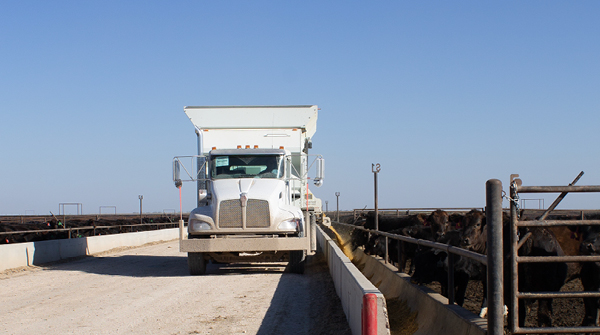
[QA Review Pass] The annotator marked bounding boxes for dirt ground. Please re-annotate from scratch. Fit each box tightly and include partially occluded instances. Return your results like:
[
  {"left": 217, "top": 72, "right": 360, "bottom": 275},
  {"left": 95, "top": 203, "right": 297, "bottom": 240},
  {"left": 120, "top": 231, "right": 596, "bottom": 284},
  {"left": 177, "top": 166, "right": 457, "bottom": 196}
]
[
  {"left": 426, "top": 277, "right": 585, "bottom": 332},
  {"left": 0, "top": 240, "right": 351, "bottom": 335}
]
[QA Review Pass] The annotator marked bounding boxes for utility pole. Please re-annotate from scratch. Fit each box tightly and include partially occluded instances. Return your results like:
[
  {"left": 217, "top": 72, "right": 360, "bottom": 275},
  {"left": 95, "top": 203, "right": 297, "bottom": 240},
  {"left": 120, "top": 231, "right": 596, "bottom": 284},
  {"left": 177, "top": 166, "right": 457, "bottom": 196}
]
[
  {"left": 335, "top": 192, "right": 340, "bottom": 222},
  {"left": 372, "top": 163, "right": 381, "bottom": 231},
  {"left": 138, "top": 195, "right": 143, "bottom": 225}
]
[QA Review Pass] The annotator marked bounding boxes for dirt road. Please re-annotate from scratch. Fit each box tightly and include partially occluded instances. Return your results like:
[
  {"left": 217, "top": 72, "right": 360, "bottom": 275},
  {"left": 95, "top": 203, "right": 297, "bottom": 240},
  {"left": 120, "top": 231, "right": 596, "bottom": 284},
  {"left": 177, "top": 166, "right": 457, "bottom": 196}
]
[{"left": 0, "top": 240, "right": 351, "bottom": 335}]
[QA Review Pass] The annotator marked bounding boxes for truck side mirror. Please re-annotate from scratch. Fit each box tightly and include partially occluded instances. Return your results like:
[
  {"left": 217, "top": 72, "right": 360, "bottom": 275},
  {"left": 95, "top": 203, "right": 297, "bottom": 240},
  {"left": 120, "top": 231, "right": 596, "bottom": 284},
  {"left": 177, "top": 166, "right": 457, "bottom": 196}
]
[{"left": 314, "top": 157, "right": 324, "bottom": 187}]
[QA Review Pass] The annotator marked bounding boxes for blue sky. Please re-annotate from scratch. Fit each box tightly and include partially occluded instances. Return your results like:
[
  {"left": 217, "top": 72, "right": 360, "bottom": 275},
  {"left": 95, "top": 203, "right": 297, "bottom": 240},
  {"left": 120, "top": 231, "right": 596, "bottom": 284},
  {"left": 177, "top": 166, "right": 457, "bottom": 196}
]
[{"left": 1, "top": 1, "right": 599, "bottom": 215}]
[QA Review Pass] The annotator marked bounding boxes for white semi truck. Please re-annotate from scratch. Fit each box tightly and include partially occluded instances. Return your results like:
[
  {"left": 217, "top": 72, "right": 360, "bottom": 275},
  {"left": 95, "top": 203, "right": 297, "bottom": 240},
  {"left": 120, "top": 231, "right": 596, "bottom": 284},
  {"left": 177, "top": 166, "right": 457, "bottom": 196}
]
[{"left": 173, "top": 105, "right": 325, "bottom": 275}]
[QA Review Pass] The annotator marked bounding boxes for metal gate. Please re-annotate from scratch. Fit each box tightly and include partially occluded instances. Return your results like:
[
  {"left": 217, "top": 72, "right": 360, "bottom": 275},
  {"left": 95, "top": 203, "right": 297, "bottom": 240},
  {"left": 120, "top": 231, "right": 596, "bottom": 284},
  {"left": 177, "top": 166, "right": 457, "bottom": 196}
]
[{"left": 503, "top": 174, "right": 600, "bottom": 334}]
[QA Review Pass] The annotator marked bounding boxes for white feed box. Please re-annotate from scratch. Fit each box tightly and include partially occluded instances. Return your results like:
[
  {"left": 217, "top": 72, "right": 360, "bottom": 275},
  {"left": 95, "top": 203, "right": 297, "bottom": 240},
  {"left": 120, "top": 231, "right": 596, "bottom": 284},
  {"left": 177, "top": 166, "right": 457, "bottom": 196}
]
[{"left": 184, "top": 105, "right": 318, "bottom": 153}]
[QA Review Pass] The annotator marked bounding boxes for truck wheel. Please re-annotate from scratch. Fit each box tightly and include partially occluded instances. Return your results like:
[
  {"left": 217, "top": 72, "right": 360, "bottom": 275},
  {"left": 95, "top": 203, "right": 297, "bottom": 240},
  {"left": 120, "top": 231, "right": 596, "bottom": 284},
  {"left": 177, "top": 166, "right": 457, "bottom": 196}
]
[
  {"left": 188, "top": 252, "right": 206, "bottom": 275},
  {"left": 289, "top": 250, "right": 306, "bottom": 274}
]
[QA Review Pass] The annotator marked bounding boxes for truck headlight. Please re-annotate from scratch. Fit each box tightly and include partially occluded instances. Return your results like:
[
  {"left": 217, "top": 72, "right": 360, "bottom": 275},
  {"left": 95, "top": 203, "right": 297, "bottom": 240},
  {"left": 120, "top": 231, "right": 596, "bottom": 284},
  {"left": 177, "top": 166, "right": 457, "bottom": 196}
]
[
  {"left": 190, "top": 221, "right": 212, "bottom": 231},
  {"left": 278, "top": 218, "right": 302, "bottom": 231}
]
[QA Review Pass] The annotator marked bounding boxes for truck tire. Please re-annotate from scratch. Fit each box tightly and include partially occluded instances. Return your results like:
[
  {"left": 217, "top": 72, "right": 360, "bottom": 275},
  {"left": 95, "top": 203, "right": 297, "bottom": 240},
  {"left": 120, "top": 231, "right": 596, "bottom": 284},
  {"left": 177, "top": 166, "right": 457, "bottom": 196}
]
[
  {"left": 289, "top": 250, "right": 306, "bottom": 274},
  {"left": 188, "top": 252, "right": 206, "bottom": 275}
]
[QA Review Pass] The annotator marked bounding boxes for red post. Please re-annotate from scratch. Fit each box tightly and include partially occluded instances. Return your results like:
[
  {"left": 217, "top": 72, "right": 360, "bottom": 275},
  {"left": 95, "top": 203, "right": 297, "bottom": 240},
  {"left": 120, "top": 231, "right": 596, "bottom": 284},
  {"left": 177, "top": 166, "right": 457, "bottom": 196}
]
[{"left": 362, "top": 293, "right": 377, "bottom": 335}]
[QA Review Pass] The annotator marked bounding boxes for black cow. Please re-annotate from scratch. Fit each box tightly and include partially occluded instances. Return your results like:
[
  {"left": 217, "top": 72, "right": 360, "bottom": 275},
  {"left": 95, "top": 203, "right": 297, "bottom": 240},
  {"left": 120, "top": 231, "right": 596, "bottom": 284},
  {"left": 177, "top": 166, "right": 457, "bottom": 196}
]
[
  {"left": 460, "top": 210, "right": 567, "bottom": 327},
  {"left": 364, "top": 210, "right": 450, "bottom": 273},
  {"left": 350, "top": 211, "right": 425, "bottom": 251},
  {"left": 398, "top": 212, "right": 449, "bottom": 274},
  {"left": 410, "top": 229, "right": 484, "bottom": 307},
  {"left": 411, "top": 210, "right": 490, "bottom": 309},
  {"left": 505, "top": 217, "right": 567, "bottom": 329},
  {"left": 579, "top": 225, "right": 600, "bottom": 331}
]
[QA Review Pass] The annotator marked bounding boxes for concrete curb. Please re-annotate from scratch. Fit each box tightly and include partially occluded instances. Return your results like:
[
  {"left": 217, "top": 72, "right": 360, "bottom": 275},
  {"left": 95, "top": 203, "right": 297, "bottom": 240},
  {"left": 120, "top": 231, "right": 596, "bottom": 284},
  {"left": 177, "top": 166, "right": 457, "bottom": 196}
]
[
  {"left": 0, "top": 228, "right": 179, "bottom": 271},
  {"left": 316, "top": 225, "right": 390, "bottom": 335}
]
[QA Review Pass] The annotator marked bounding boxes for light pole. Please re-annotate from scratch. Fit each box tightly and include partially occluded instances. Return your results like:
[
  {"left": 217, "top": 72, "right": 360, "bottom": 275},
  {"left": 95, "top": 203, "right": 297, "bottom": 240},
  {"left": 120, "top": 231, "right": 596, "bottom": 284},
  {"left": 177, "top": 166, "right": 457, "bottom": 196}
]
[
  {"left": 138, "top": 195, "right": 143, "bottom": 225},
  {"left": 335, "top": 192, "right": 340, "bottom": 222},
  {"left": 372, "top": 163, "right": 381, "bottom": 231},
  {"left": 325, "top": 201, "right": 329, "bottom": 213}
]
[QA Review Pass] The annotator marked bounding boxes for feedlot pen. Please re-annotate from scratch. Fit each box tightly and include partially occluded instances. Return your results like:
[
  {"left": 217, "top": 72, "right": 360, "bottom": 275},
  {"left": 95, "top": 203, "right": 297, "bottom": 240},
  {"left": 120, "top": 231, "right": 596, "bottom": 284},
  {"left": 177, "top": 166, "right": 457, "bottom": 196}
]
[
  {"left": 335, "top": 177, "right": 600, "bottom": 335},
  {"left": 0, "top": 213, "right": 183, "bottom": 243}
]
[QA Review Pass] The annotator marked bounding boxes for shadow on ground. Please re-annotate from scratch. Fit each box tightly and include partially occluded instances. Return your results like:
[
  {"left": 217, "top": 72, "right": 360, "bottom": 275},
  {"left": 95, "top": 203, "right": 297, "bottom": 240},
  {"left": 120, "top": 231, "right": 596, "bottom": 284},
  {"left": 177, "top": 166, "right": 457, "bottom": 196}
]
[
  {"left": 256, "top": 255, "right": 352, "bottom": 335},
  {"left": 41, "top": 254, "right": 289, "bottom": 278}
]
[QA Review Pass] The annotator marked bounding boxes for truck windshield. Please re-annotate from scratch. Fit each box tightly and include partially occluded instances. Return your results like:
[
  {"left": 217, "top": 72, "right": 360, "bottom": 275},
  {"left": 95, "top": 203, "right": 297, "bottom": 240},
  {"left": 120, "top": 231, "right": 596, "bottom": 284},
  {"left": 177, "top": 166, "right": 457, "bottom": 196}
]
[{"left": 211, "top": 155, "right": 282, "bottom": 179}]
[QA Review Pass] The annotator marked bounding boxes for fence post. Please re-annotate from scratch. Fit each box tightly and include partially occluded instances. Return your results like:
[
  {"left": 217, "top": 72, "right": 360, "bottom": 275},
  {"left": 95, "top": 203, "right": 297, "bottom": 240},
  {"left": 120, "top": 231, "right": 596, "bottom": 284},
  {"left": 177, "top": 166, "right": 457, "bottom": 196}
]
[
  {"left": 362, "top": 293, "right": 377, "bottom": 335},
  {"left": 447, "top": 252, "right": 455, "bottom": 305},
  {"left": 486, "top": 179, "right": 504, "bottom": 335},
  {"left": 384, "top": 236, "right": 389, "bottom": 264}
]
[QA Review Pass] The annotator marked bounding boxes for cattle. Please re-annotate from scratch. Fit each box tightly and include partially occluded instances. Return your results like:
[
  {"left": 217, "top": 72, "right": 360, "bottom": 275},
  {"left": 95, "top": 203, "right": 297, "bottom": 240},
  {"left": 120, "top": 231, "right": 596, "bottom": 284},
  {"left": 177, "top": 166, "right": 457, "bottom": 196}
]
[
  {"left": 362, "top": 211, "right": 426, "bottom": 231},
  {"left": 350, "top": 211, "right": 425, "bottom": 251},
  {"left": 350, "top": 215, "right": 369, "bottom": 251},
  {"left": 578, "top": 225, "right": 600, "bottom": 330},
  {"left": 506, "top": 220, "right": 568, "bottom": 329},
  {"left": 366, "top": 227, "right": 412, "bottom": 272},
  {"left": 428, "top": 209, "right": 450, "bottom": 240},
  {"left": 357, "top": 210, "right": 450, "bottom": 274},
  {"left": 398, "top": 213, "right": 449, "bottom": 274},
  {"left": 448, "top": 212, "right": 465, "bottom": 229},
  {"left": 406, "top": 210, "right": 487, "bottom": 301},
  {"left": 459, "top": 210, "right": 567, "bottom": 327},
  {"left": 410, "top": 229, "right": 484, "bottom": 307},
  {"left": 411, "top": 207, "right": 568, "bottom": 328}
]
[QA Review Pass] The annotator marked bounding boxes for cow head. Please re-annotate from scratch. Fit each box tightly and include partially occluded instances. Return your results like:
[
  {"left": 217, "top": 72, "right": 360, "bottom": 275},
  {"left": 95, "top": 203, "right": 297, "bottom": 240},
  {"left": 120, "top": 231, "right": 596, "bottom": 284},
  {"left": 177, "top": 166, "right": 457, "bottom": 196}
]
[
  {"left": 350, "top": 214, "right": 369, "bottom": 250},
  {"left": 427, "top": 209, "right": 449, "bottom": 239},
  {"left": 365, "top": 235, "right": 387, "bottom": 258},
  {"left": 460, "top": 209, "right": 486, "bottom": 253},
  {"left": 580, "top": 226, "right": 600, "bottom": 255}
]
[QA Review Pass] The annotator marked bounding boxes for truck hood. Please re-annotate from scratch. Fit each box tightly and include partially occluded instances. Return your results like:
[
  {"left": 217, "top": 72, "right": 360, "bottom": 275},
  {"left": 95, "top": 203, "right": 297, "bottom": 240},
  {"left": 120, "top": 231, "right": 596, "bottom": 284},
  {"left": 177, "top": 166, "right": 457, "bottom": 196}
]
[
  {"left": 211, "top": 178, "right": 302, "bottom": 226},
  {"left": 212, "top": 178, "right": 285, "bottom": 201}
]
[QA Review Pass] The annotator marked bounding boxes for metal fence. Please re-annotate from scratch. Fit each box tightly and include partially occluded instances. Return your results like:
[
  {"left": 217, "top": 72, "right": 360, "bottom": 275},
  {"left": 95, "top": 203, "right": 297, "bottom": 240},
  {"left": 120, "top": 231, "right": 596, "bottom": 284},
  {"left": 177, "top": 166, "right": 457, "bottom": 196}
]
[
  {"left": 352, "top": 207, "right": 484, "bottom": 220},
  {"left": 0, "top": 213, "right": 182, "bottom": 241},
  {"left": 337, "top": 177, "right": 600, "bottom": 335},
  {"left": 0, "top": 221, "right": 180, "bottom": 239},
  {"left": 333, "top": 218, "right": 488, "bottom": 307},
  {"left": 506, "top": 176, "right": 600, "bottom": 334}
]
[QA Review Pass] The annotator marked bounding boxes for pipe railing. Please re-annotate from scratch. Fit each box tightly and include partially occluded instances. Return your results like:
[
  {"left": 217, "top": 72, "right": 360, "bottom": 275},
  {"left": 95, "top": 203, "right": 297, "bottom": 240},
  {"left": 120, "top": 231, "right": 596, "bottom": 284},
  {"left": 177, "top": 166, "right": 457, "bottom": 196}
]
[
  {"left": 352, "top": 207, "right": 485, "bottom": 220},
  {"left": 333, "top": 220, "right": 488, "bottom": 307},
  {"left": 0, "top": 222, "right": 179, "bottom": 240},
  {"left": 508, "top": 178, "right": 600, "bottom": 334}
]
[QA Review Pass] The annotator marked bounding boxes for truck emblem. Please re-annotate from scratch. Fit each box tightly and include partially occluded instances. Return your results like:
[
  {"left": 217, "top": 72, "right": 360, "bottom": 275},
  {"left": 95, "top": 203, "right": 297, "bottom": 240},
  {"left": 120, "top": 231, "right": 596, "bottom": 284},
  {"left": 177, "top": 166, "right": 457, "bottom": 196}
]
[{"left": 240, "top": 193, "right": 248, "bottom": 207}]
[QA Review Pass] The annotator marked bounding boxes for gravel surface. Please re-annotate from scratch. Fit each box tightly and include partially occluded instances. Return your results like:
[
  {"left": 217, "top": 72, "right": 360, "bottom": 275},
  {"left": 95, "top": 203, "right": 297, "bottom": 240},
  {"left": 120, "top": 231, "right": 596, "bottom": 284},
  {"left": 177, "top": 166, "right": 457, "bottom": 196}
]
[{"left": 0, "top": 240, "right": 351, "bottom": 335}]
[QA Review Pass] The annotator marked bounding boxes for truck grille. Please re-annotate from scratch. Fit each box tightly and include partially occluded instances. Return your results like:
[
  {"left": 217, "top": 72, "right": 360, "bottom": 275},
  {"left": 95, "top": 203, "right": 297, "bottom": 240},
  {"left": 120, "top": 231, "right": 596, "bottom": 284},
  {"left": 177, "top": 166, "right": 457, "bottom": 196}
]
[
  {"left": 246, "top": 199, "right": 270, "bottom": 228},
  {"left": 218, "top": 199, "right": 270, "bottom": 228},
  {"left": 219, "top": 200, "right": 243, "bottom": 228}
]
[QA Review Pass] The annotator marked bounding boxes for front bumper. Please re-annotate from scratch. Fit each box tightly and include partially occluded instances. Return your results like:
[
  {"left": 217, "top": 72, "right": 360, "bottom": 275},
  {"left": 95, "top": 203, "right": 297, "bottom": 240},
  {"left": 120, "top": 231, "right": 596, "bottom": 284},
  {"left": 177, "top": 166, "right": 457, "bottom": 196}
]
[{"left": 180, "top": 235, "right": 310, "bottom": 253}]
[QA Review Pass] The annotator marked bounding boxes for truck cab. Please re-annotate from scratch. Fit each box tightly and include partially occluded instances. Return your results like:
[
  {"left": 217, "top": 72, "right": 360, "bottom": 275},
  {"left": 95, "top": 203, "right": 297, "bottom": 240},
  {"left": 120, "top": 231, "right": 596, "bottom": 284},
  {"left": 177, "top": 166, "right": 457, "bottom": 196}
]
[{"left": 174, "top": 106, "right": 324, "bottom": 275}]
